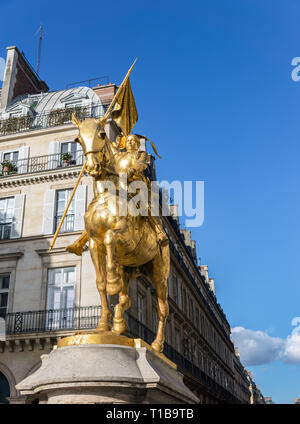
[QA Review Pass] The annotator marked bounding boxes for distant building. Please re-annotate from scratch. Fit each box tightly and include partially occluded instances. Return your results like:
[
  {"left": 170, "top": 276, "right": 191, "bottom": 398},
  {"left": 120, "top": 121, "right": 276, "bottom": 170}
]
[
  {"left": 0, "top": 45, "right": 264, "bottom": 404},
  {"left": 295, "top": 398, "right": 300, "bottom": 404},
  {"left": 265, "top": 397, "right": 275, "bottom": 404},
  {"left": 248, "top": 371, "right": 265, "bottom": 404}
]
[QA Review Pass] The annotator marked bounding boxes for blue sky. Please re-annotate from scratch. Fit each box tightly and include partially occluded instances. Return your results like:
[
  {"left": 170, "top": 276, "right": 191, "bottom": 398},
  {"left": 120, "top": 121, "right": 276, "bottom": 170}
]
[{"left": 1, "top": 0, "right": 300, "bottom": 403}]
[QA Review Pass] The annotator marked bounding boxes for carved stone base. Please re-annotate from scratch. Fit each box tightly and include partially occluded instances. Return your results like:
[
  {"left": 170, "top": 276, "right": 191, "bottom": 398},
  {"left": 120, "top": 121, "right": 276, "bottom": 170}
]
[{"left": 16, "top": 343, "right": 199, "bottom": 404}]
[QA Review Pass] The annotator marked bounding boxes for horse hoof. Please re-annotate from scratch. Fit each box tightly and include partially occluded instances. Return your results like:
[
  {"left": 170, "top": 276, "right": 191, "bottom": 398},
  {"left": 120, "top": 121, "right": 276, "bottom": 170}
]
[
  {"left": 151, "top": 341, "right": 164, "bottom": 353},
  {"left": 112, "top": 320, "right": 127, "bottom": 335}
]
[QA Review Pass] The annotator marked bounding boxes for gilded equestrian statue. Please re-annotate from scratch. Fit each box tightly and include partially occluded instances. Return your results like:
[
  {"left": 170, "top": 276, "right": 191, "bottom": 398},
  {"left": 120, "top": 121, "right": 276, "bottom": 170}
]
[{"left": 66, "top": 116, "right": 170, "bottom": 353}]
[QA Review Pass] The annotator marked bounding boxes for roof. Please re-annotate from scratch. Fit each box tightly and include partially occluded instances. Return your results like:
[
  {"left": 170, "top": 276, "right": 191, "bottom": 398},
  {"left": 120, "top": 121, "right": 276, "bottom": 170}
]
[{"left": 1, "top": 86, "right": 104, "bottom": 117}]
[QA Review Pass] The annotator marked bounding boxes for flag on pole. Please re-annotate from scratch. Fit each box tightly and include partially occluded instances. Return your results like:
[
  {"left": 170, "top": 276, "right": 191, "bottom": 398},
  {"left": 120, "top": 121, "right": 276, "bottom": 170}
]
[{"left": 111, "top": 77, "right": 138, "bottom": 137}]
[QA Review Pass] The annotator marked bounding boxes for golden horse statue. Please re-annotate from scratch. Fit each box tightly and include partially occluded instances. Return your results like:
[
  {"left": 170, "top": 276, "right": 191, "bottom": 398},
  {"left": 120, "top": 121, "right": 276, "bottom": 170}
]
[{"left": 67, "top": 115, "right": 170, "bottom": 353}]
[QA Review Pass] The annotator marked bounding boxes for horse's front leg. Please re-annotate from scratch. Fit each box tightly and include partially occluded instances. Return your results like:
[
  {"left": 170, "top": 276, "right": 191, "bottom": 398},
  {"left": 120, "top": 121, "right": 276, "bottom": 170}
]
[
  {"left": 89, "top": 238, "right": 111, "bottom": 331},
  {"left": 112, "top": 269, "right": 130, "bottom": 335},
  {"left": 104, "top": 229, "right": 122, "bottom": 296}
]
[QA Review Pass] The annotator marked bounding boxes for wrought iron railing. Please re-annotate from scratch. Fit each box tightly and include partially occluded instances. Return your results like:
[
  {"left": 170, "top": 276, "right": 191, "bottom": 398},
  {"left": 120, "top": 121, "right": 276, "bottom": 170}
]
[
  {"left": 5, "top": 306, "right": 101, "bottom": 334},
  {"left": 0, "top": 152, "right": 84, "bottom": 178},
  {"left": 66, "top": 76, "right": 109, "bottom": 89},
  {"left": 55, "top": 213, "right": 74, "bottom": 233},
  {"left": 0, "top": 104, "right": 103, "bottom": 136},
  {"left": 4, "top": 307, "right": 243, "bottom": 403}
]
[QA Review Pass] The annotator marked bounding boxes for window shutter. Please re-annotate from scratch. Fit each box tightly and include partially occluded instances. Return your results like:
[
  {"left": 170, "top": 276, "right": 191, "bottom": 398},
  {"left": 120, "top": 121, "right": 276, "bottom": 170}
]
[
  {"left": 11, "top": 194, "right": 25, "bottom": 239},
  {"left": 42, "top": 190, "right": 56, "bottom": 234},
  {"left": 18, "top": 146, "right": 29, "bottom": 173},
  {"left": 76, "top": 143, "right": 84, "bottom": 165},
  {"left": 74, "top": 185, "right": 86, "bottom": 231},
  {"left": 48, "top": 141, "right": 60, "bottom": 170}
]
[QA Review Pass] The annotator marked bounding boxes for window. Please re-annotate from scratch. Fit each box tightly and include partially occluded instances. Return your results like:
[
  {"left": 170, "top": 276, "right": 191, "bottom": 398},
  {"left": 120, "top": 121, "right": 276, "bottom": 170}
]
[
  {"left": 61, "top": 141, "right": 83, "bottom": 166},
  {"left": 198, "top": 349, "right": 203, "bottom": 369},
  {"left": 183, "top": 337, "right": 192, "bottom": 361},
  {"left": 3, "top": 151, "right": 19, "bottom": 163},
  {"left": 165, "top": 320, "right": 170, "bottom": 344},
  {"left": 43, "top": 186, "right": 86, "bottom": 235},
  {"left": 175, "top": 327, "right": 180, "bottom": 352},
  {"left": 189, "top": 297, "right": 194, "bottom": 322},
  {"left": 0, "top": 372, "right": 10, "bottom": 404},
  {"left": 0, "top": 198, "right": 14, "bottom": 240},
  {"left": 195, "top": 308, "right": 199, "bottom": 330},
  {"left": 173, "top": 276, "right": 178, "bottom": 304},
  {"left": 0, "top": 274, "right": 10, "bottom": 319},
  {"left": 137, "top": 293, "right": 145, "bottom": 324},
  {"left": 182, "top": 288, "right": 187, "bottom": 314},
  {"left": 55, "top": 189, "right": 75, "bottom": 233},
  {"left": 46, "top": 267, "right": 75, "bottom": 329},
  {"left": 152, "top": 307, "right": 158, "bottom": 333},
  {"left": 64, "top": 100, "right": 82, "bottom": 109}
]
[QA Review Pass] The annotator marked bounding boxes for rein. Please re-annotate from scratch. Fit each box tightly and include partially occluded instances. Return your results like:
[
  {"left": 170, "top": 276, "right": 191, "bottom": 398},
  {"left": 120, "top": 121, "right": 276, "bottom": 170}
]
[{"left": 84, "top": 140, "right": 119, "bottom": 177}]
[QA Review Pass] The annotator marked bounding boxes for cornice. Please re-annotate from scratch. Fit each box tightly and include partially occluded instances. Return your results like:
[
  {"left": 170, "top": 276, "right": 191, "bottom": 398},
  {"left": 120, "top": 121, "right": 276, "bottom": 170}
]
[
  {"left": 0, "top": 231, "right": 81, "bottom": 245},
  {"left": 36, "top": 247, "right": 70, "bottom": 257},
  {"left": 0, "top": 252, "right": 24, "bottom": 261},
  {"left": 0, "top": 123, "right": 77, "bottom": 143},
  {"left": 0, "top": 169, "right": 83, "bottom": 189}
]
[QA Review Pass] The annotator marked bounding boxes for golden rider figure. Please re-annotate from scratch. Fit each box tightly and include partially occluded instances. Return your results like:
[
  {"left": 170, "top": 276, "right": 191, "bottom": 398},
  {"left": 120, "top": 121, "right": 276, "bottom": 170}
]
[{"left": 66, "top": 133, "right": 167, "bottom": 256}]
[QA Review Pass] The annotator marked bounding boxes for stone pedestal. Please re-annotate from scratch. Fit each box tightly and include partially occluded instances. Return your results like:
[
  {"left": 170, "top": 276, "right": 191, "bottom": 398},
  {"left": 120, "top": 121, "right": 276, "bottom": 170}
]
[{"left": 16, "top": 341, "right": 199, "bottom": 404}]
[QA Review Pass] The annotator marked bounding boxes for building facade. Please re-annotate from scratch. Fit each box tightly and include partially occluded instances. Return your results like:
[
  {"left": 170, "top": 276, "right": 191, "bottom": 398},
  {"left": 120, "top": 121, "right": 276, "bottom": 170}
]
[{"left": 0, "top": 46, "right": 263, "bottom": 404}]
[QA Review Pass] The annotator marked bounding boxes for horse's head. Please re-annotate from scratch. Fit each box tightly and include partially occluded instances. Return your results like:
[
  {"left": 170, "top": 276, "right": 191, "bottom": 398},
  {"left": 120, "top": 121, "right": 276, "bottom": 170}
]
[{"left": 72, "top": 115, "right": 106, "bottom": 177}]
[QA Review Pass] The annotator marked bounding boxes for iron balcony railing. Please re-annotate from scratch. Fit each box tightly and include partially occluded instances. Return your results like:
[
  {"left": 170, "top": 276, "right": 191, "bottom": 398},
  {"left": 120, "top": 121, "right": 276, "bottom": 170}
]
[
  {"left": 5, "top": 306, "right": 102, "bottom": 334},
  {"left": 54, "top": 213, "right": 74, "bottom": 233},
  {"left": 0, "top": 104, "right": 103, "bottom": 136},
  {"left": 0, "top": 152, "right": 84, "bottom": 178},
  {"left": 4, "top": 306, "right": 242, "bottom": 404},
  {"left": 66, "top": 76, "right": 109, "bottom": 89}
]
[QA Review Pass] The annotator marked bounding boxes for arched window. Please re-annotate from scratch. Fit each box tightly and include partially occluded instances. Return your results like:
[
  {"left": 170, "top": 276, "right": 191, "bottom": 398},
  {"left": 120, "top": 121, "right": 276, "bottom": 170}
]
[{"left": 0, "top": 372, "right": 10, "bottom": 404}]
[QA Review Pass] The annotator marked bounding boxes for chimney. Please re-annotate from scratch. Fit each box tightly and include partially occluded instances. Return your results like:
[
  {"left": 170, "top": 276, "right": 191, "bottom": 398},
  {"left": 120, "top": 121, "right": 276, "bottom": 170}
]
[
  {"left": 170, "top": 204, "right": 179, "bottom": 224},
  {"left": 0, "top": 46, "right": 48, "bottom": 111},
  {"left": 234, "top": 347, "right": 240, "bottom": 358},
  {"left": 208, "top": 278, "right": 216, "bottom": 295},
  {"left": 200, "top": 265, "right": 209, "bottom": 282}
]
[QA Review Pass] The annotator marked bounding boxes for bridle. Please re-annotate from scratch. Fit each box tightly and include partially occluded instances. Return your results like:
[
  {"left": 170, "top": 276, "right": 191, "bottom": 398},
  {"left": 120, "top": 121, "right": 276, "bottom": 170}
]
[{"left": 84, "top": 139, "right": 119, "bottom": 177}]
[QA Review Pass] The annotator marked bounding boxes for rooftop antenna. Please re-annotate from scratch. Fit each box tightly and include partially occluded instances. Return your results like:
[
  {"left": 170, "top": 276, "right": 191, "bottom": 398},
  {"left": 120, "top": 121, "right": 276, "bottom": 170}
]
[{"left": 35, "top": 23, "right": 44, "bottom": 77}]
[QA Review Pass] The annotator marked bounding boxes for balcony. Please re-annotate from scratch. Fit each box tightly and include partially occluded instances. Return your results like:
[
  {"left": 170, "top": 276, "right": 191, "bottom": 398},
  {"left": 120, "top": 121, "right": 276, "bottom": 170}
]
[
  {"left": 3, "top": 306, "right": 242, "bottom": 404},
  {"left": 5, "top": 306, "right": 101, "bottom": 334},
  {"left": 0, "top": 104, "right": 103, "bottom": 137},
  {"left": 0, "top": 152, "right": 84, "bottom": 178}
]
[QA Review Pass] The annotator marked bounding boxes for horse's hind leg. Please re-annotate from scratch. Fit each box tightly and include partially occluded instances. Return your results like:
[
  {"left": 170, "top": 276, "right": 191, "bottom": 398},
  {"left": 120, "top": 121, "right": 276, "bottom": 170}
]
[
  {"left": 150, "top": 244, "right": 170, "bottom": 353},
  {"left": 104, "top": 229, "right": 122, "bottom": 295},
  {"left": 112, "top": 268, "right": 131, "bottom": 335},
  {"left": 89, "top": 238, "right": 111, "bottom": 331}
]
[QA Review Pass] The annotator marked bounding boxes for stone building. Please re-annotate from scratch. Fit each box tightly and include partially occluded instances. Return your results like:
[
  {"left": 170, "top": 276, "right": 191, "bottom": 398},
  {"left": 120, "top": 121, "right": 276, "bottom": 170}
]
[
  {"left": 0, "top": 46, "right": 262, "bottom": 404},
  {"left": 248, "top": 371, "right": 266, "bottom": 404}
]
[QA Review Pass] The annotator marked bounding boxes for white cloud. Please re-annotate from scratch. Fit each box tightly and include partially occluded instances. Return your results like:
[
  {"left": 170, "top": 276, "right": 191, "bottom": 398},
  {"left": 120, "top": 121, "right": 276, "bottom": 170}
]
[
  {"left": 232, "top": 322, "right": 300, "bottom": 367},
  {"left": 231, "top": 326, "right": 284, "bottom": 366},
  {"left": 281, "top": 332, "right": 300, "bottom": 364},
  {"left": 0, "top": 57, "right": 5, "bottom": 81}
]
